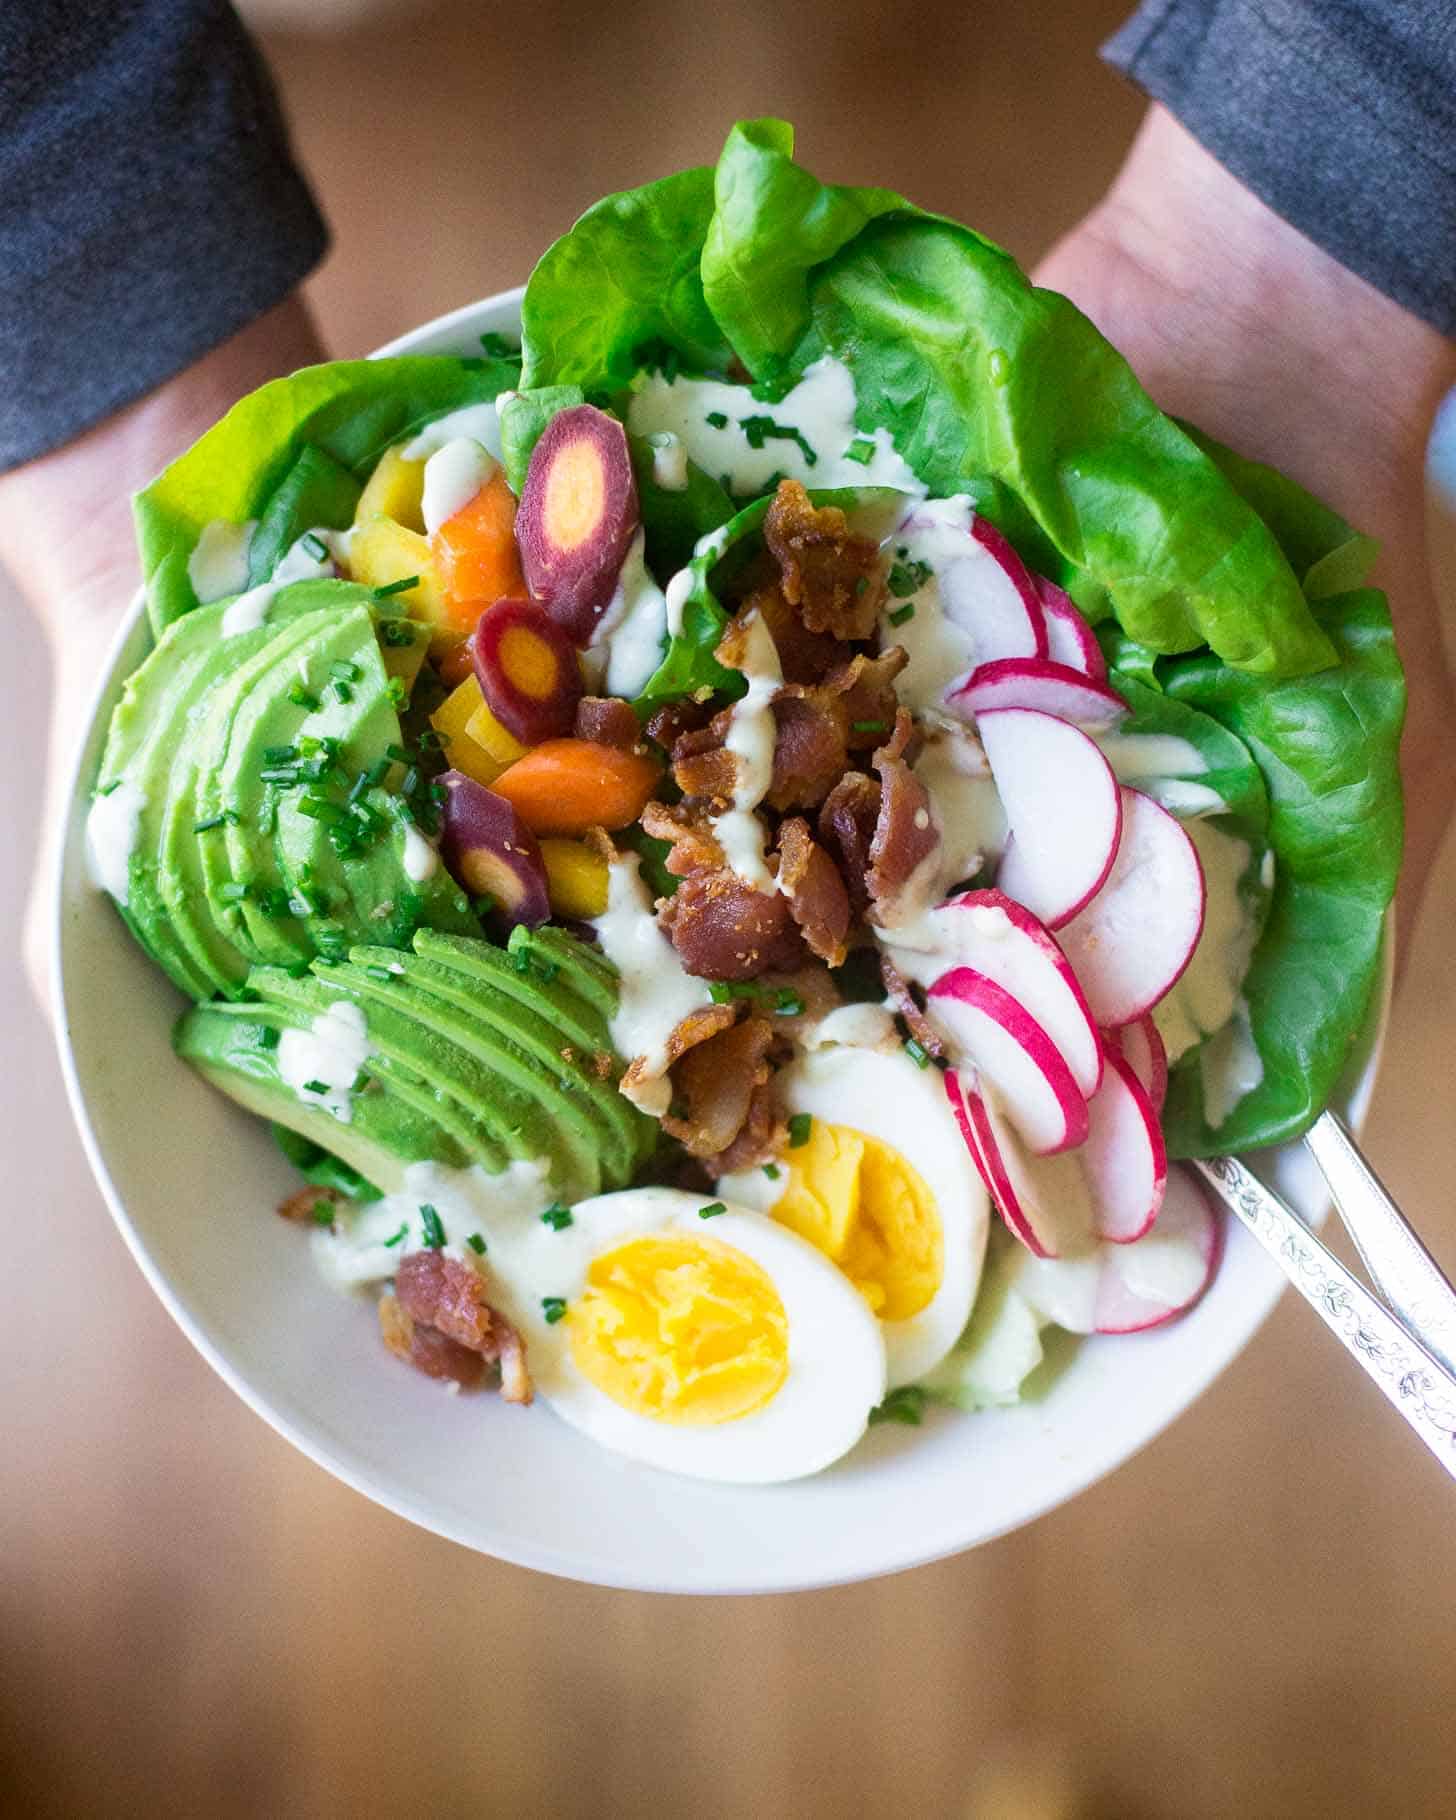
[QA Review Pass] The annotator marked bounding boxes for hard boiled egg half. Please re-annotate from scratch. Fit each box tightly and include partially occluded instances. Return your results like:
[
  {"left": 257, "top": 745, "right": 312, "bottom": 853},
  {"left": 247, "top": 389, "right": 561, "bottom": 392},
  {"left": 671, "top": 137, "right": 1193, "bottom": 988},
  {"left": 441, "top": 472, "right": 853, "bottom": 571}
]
[
  {"left": 486, "top": 1186, "right": 886, "bottom": 1483},
  {"left": 719, "top": 1047, "right": 989, "bottom": 1387}
]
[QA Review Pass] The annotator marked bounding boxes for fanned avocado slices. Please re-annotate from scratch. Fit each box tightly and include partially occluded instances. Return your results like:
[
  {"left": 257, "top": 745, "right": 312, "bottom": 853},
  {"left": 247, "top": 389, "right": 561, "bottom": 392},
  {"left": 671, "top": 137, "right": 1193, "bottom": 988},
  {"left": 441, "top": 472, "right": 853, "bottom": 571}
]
[
  {"left": 93, "top": 578, "right": 474, "bottom": 1001},
  {"left": 173, "top": 929, "right": 656, "bottom": 1203}
]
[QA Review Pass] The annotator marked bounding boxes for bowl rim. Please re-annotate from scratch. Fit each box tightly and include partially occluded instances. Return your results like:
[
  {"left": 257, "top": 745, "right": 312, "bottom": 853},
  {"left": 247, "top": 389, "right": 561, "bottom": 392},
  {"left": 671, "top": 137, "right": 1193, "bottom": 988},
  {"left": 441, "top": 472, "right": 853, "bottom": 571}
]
[{"left": 50, "top": 286, "right": 1393, "bottom": 1593}]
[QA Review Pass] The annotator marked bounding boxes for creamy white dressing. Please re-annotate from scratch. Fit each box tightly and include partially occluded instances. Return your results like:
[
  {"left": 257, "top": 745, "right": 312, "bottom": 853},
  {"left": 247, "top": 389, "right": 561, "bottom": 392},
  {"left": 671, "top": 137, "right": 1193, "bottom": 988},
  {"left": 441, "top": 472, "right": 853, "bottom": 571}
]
[
  {"left": 401, "top": 823, "right": 439, "bottom": 882},
  {"left": 586, "top": 529, "right": 668, "bottom": 698},
  {"left": 1199, "top": 996, "right": 1264, "bottom": 1128},
  {"left": 402, "top": 401, "right": 503, "bottom": 463},
  {"left": 646, "top": 430, "right": 689, "bottom": 491},
  {"left": 626, "top": 357, "right": 924, "bottom": 498},
  {"left": 1153, "top": 818, "right": 1260, "bottom": 1064},
  {"left": 1114, "top": 1218, "right": 1212, "bottom": 1307},
  {"left": 277, "top": 1000, "right": 372, "bottom": 1125},
  {"left": 591, "top": 855, "right": 712, "bottom": 1116},
  {"left": 421, "top": 437, "right": 496, "bottom": 535},
  {"left": 800, "top": 1003, "right": 899, "bottom": 1053},
  {"left": 220, "top": 532, "right": 335, "bottom": 637},
  {"left": 1097, "top": 730, "right": 1225, "bottom": 818},
  {"left": 912, "top": 725, "right": 1006, "bottom": 901},
  {"left": 881, "top": 497, "right": 980, "bottom": 713},
  {"left": 86, "top": 780, "right": 146, "bottom": 903},
  {"left": 714, "top": 611, "right": 782, "bottom": 889},
  {"left": 187, "top": 518, "right": 256, "bottom": 604},
  {"left": 1013, "top": 1249, "right": 1102, "bottom": 1330},
  {"left": 311, "top": 1158, "right": 552, "bottom": 1292}
]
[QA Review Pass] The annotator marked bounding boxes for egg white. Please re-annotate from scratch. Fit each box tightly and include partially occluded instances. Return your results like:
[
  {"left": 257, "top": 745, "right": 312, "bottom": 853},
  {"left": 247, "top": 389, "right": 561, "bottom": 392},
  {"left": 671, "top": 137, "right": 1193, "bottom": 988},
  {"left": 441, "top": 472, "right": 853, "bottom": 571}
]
[
  {"left": 484, "top": 1186, "right": 887, "bottom": 1485},
  {"left": 718, "top": 1047, "right": 989, "bottom": 1388}
]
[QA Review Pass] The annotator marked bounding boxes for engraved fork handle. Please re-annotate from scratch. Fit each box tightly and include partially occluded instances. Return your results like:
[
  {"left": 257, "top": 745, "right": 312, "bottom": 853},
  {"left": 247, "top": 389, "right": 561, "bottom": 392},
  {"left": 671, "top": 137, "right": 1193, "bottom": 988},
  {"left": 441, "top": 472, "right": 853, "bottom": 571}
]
[
  {"left": 1193, "top": 1154, "right": 1456, "bottom": 1483},
  {"left": 1304, "top": 1111, "right": 1456, "bottom": 1380}
]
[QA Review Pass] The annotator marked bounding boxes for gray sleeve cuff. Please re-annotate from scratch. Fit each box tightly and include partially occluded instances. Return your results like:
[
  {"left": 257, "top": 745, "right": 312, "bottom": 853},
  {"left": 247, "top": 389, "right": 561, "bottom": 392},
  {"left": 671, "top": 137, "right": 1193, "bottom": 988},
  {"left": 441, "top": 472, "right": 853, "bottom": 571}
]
[
  {"left": 0, "top": 2, "right": 328, "bottom": 471},
  {"left": 1104, "top": 0, "right": 1456, "bottom": 336}
]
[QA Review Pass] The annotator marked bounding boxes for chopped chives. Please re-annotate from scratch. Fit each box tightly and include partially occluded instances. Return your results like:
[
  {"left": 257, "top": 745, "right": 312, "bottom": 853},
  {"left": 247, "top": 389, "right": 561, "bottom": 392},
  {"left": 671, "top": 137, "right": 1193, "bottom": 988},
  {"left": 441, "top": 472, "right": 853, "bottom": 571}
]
[
  {"left": 366, "top": 757, "right": 392, "bottom": 787},
  {"left": 386, "top": 679, "right": 409, "bottom": 709},
  {"left": 762, "top": 1163, "right": 780, "bottom": 1180},
  {"left": 705, "top": 411, "right": 728, "bottom": 429},
  {"left": 738, "top": 416, "right": 817, "bottom": 466},
  {"left": 887, "top": 603, "right": 916, "bottom": 627},
  {"left": 351, "top": 1070, "right": 370, "bottom": 1092},
  {"left": 466, "top": 1232, "right": 487, "bottom": 1255},
  {"left": 904, "top": 1037, "right": 931, "bottom": 1069},
  {"left": 218, "top": 881, "right": 251, "bottom": 902},
  {"left": 540, "top": 1204, "right": 574, "bottom": 1232},
  {"left": 301, "top": 532, "right": 330, "bottom": 562},
  {"left": 419, "top": 1204, "right": 446, "bottom": 1249},
  {"left": 774, "top": 989, "right": 804, "bottom": 1016},
  {"left": 382, "top": 1222, "right": 408, "bottom": 1247},
  {"left": 259, "top": 766, "right": 300, "bottom": 786},
  {"left": 844, "top": 437, "right": 876, "bottom": 465},
  {"left": 852, "top": 720, "right": 888, "bottom": 734},
  {"left": 98, "top": 779, "right": 122, "bottom": 797},
  {"left": 332, "top": 680, "right": 354, "bottom": 704},
  {"left": 385, "top": 744, "right": 412, "bottom": 764},
  {"left": 262, "top": 744, "right": 299, "bottom": 765},
  {"left": 298, "top": 795, "right": 345, "bottom": 825},
  {"left": 888, "top": 558, "right": 931, "bottom": 598},
  {"left": 193, "top": 814, "right": 227, "bottom": 833},
  {"left": 330, "top": 660, "right": 362, "bottom": 683},
  {"left": 787, "top": 1113, "right": 813, "bottom": 1148},
  {"left": 311, "top": 1198, "right": 335, "bottom": 1226},
  {"left": 365, "top": 965, "right": 394, "bottom": 983},
  {"left": 301, "top": 1079, "right": 331, "bottom": 1095},
  {"left": 373, "top": 575, "right": 419, "bottom": 599},
  {"left": 542, "top": 1296, "right": 567, "bottom": 1324},
  {"left": 697, "top": 1201, "right": 726, "bottom": 1220},
  {"left": 288, "top": 683, "right": 320, "bottom": 711},
  {"left": 257, "top": 1025, "right": 279, "bottom": 1050},
  {"left": 378, "top": 618, "right": 418, "bottom": 648}
]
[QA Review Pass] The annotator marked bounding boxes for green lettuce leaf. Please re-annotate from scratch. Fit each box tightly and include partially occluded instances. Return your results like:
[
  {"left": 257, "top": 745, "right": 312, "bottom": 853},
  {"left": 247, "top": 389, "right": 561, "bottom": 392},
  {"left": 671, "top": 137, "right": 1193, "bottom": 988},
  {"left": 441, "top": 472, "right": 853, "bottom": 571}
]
[
  {"left": 520, "top": 168, "right": 732, "bottom": 391},
  {"left": 247, "top": 445, "right": 361, "bottom": 585},
  {"left": 1158, "top": 589, "right": 1403, "bottom": 1153},
  {"left": 135, "top": 352, "right": 519, "bottom": 636}
]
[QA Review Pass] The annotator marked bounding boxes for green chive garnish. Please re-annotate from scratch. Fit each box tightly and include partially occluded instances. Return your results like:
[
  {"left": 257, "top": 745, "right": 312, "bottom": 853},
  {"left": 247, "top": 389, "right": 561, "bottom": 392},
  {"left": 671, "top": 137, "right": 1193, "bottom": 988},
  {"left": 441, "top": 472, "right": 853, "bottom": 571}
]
[
  {"left": 218, "top": 881, "right": 251, "bottom": 902},
  {"left": 301, "top": 1079, "right": 331, "bottom": 1095},
  {"left": 852, "top": 720, "right": 888, "bottom": 734},
  {"left": 788, "top": 1113, "right": 813, "bottom": 1148},
  {"left": 697, "top": 1201, "right": 726, "bottom": 1220},
  {"left": 330, "top": 660, "right": 361, "bottom": 683},
  {"left": 311, "top": 1198, "right": 335, "bottom": 1226},
  {"left": 904, "top": 1038, "right": 931, "bottom": 1069},
  {"left": 845, "top": 437, "right": 876, "bottom": 465},
  {"left": 762, "top": 1163, "right": 780, "bottom": 1180},
  {"left": 193, "top": 815, "right": 226, "bottom": 833},
  {"left": 301, "top": 532, "right": 330, "bottom": 562},
  {"left": 542, "top": 1297, "right": 567, "bottom": 1324},
  {"left": 419, "top": 1204, "right": 446, "bottom": 1249},
  {"left": 705, "top": 411, "right": 728, "bottom": 429},
  {"left": 887, "top": 603, "right": 916, "bottom": 627},
  {"left": 383, "top": 1222, "right": 408, "bottom": 1248},
  {"left": 888, "top": 558, "right": 931, "bottom": 598},
  {"left": 774, "top": 989, "right": 804, "bottom": 1016},
  {"left": 373, "top": 575, "right": 419, "bottom": 600},
  {"left": 288, "top": 683, "right": 320, "bottom": 711},
  {"left": 466, "top": 1233, "right": 487, "bottom": 1255},
  {"left": 257, "top": 1025, "right": 279, "bottom": 1050},
  {"left": 540, "top": 1204, "right": 574, "bottom": 1232}
]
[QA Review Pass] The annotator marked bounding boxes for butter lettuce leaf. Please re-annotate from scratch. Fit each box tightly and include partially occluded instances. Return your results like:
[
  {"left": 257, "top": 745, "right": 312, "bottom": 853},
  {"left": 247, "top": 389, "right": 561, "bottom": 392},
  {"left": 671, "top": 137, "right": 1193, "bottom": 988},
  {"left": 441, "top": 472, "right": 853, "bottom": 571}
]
[{"left": 136, "top": 352, "right": 519, "bottom": 637}]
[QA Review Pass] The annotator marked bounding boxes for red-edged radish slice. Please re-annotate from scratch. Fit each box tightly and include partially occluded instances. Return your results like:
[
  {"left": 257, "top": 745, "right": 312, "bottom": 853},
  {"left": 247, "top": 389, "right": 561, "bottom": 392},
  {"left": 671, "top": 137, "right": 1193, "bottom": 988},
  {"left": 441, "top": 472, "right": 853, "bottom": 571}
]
[
  {"left": 928, "top": 888, "right": 1103, "bottom": 1097},
  {"left": 980, "top": 707, "right": 1122, "bottom": 929},
  {"left": 1110, "top": 1014, "right": 1168, "bottom": 1115},
  {"left": 947, "top": 1072, "right": 1096, "bottom": 1259},
  {"left": 1093, "top": 1165, "right": 1221, "bottom": 1332},
  {"left": 930, "top": 517, "right": 1048, "bottom": 664},
  {"left": 1082, "top": 1045, "right": 1167, "bottom": 1244},
  {"left": 928, "top": 968, "right": 1089, "bottom": 1153},
  {"left": 1035, "top": 577, "right": 1107, "bottom": 682},
  {"left": 951, "top": 657, "right": 1128, "bottom": 731},
  {"left": 1059, "top": 788, "right": 1206, "bottom": 1026}
]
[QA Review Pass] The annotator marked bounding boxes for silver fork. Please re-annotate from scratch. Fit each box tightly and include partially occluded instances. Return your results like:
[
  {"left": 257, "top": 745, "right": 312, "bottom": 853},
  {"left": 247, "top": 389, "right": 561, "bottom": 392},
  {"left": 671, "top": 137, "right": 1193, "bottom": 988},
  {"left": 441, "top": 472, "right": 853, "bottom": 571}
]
[{"left": 1193, "top": 1111, "right": 1456, "bottom": 1482}]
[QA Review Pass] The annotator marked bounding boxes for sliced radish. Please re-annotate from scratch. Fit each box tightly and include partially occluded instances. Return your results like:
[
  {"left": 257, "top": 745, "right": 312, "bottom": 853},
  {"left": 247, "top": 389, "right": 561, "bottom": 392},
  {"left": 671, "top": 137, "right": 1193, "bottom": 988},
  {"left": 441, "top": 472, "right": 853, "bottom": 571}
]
[
  {"left": 1081, "top": 1044, "right": 1166, "bottom": 1244},
  {"left": 931, "top": 517, "right": 1048, "bottom": 665},
  {"left": 980, "top": 707, "right": 1122, "bottom": 929},
  {"left": 947, "top": 1073, "right": 1096, "bottom": 1259},
  {"left": 928, "top": 968, "right": 1089, "bottom": 1153},
  {"left": 1110, "top": 1014, "right": 1168, "bottom": 1114},
  {"left": 951, "top": 657, "right": 1128, "bottom": 731},
  {"left": 928, "top": 888, "right": 1103, "bottom": 1097},
  {"left": 1059, "top": 788, "right": 1206, "bottom": 1027},
  {"left": 1035, "top": 577, "right": 1107, "bottom": 682},
  {"left": 1093, "top": 1166, "right": 1221, "bottom": 1332}
]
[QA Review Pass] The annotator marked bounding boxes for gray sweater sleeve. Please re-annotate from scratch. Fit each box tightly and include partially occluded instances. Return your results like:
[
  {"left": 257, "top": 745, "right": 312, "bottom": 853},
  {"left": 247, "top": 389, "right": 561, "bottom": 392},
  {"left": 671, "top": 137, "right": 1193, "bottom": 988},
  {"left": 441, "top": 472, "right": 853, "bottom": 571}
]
[
  {"left": 1105, "top": 2, "right": 1456, "bottom": 335},
  {"left": 0, "top": 1, "right": 327, "bottom": 472}
]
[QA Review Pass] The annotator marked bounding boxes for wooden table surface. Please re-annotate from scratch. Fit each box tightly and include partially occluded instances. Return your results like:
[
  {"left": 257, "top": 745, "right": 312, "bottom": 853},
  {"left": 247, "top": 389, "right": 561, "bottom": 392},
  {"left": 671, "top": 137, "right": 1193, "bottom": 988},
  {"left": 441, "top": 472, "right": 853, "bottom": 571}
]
[{"left": 4, "top": 4, "right": 1455, "bottom": 1814}]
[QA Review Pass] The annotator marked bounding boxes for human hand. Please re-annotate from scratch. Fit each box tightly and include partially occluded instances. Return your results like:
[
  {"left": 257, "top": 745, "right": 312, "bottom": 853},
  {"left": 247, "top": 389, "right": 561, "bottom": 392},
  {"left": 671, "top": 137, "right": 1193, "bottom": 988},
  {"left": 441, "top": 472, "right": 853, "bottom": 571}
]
[
  {"left": 0, "top": 297, "right": 327, "bottom": 1008},
  {"left": 1034, "top": 105, "right": 1456, "bottom": 946}
]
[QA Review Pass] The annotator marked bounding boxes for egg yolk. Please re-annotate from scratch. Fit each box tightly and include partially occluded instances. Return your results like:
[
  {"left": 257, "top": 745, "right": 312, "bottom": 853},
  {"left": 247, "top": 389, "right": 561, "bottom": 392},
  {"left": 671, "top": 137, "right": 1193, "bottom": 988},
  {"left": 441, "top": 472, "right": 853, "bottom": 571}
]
[
  {"left": 772, "top": 1123, "right": 941, "bottom": 1321},
  {"left": 567, "top": 1234, "right": 789, "bottom": 1426}
]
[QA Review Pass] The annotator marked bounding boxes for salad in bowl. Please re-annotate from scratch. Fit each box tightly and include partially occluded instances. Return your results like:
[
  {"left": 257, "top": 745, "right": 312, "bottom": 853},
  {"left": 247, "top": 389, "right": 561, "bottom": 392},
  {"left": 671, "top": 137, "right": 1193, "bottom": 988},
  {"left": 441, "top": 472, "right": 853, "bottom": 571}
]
[{"left": 78, "top": 120, "right": 1402, "bottom": 1501}]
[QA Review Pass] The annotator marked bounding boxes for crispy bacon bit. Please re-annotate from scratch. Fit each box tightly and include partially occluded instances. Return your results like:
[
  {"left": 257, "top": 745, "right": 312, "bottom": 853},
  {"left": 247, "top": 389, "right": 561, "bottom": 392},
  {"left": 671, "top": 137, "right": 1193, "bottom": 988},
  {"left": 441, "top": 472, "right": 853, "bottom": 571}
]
[
  {"left": 662, "top": 1015, "right": 777, "bottom": 1159},
  {"left": 880, "top": 953, "right": 946, "bottom": 1060},
  {"left": 671, "top": 712, "right": 739, "bottom": 806},
  {"left": 645, "top": 698, "right": 714, "bottom": 750},
  {"left": 379, "top": 1293, "right": 486, "bottom": 1389},
  {"left": 705, "top": 1080, "right": 784, "bottom": 1174},
  {"left": 764, "top": 478, "right": 886, "bottom": 640},
  {"left": 389, "top": 1250, "right": 533, "bottom": 1403},
  {"left": 640, "top": 799, "right": 723, "bottom": 876},
  {"left": 831, "top": 648, "right": 909, "bottom": 749},
  {"left": 868, "top": 709, "right": 939, "bottom": 922},
  {"left": 620, "top": 1000, "right": 739, "bottom": 1106},
  {"left": 738, "top": 581, "right": 844, "bottom": 685},
  {"left": 574, "top": 695, "right": 641, "bottom": 751},
  {"left": 767, "top": 691, "right": 849, "bottom": 810},
  {"left": 658, "top": 869, "right": 807, "bottom": 980},
  {"left": 776, "top": 817, "right": 851, "bottom": 966},
  {"left": 278, "top": 1185, "right": 344, "bottom": 1225},
  {"left": 817, "top": 770, "right": 882, "bottom": 920}
]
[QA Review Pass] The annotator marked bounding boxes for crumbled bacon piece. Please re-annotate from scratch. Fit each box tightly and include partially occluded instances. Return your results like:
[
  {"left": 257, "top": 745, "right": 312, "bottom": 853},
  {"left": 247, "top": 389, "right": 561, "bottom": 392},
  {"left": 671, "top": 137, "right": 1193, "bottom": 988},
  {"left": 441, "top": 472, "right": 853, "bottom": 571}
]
[
  {"left": 620, "top": 1000, "right": 739, "bottom": 1107},
  {"left": 658, "top": 869, "right": 807, "bottom": 980},
  {"left": 868, "top": 709, "right": 939, "bottom": 922},
  {"left": 387, "top": 1250, "right": 533, "bottom": 1403},
  {"left": 671, "top": 712, "right": 739, "bottom": 806},
  {"left": 640, "top": 799, "right": 724, "bottom": 876},
  {"left": 817, "top": 770, "right": 882, "bottom": 920},
  {"left": 831, "top": 647, "right": 909, "bottom": 749},
  {"left": 645, "top": 698, "right": 715, "bottom": 750},
  {"left": 764, "top": 478, "right": 886, "bottom": 639},
  {"left": 278, "top": 1185, "right": 344, "bottom": 1225},
  {"left": 574, "top": 695, "right": 641, "bottom": 751},
  {"left": 737, "top": 581, "right": 844, "bottom": 685},
  {"left": 662, "top": 1014, "right": 777, "bottom": 1159},
  {"left": 379, "top": 1293, "right": 486, "bottom": 1389},
  {"left": 880, "top": 953, "right": 946, "bottom": 1060},
  {"left": 766, "top": 691, "right": 849, "bottom": 810},
  {"left": 704, "top": 1079, "right": 784, "bottom": 1174},
  {"left": 776, "top": 817, "right": 851, "bottom": 966}
]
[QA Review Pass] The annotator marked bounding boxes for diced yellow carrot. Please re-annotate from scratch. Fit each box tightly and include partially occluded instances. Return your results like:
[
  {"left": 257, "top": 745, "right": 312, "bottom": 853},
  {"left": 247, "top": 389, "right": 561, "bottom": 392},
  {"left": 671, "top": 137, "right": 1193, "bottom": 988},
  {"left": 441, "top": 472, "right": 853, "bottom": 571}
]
[
  {"left": 355, "top": 445, "right": 426, "bottom": 533},
  {"left": 464, "top": 699, "right": 530, "bottom": 770},
  {"left": 429, "top": 675, "right": 510, "bottom": 787},
  {"left": 348, "top": 514, "right": 456, "bottom": 650},
  {"left": 539, "top": 837, "right": 609, "bottom": 918}
]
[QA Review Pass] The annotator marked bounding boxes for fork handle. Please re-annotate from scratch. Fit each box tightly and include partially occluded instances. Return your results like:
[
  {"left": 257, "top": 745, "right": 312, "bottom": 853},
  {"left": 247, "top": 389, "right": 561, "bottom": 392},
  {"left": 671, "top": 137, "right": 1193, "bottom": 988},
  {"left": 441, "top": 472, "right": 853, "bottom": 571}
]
[
  {"left": 1192, "top": 1155, "right": 1456, "bottom": 1483},
  {"left": 1305, "top": 1111, "right": 1456, "bottom": 1380}
]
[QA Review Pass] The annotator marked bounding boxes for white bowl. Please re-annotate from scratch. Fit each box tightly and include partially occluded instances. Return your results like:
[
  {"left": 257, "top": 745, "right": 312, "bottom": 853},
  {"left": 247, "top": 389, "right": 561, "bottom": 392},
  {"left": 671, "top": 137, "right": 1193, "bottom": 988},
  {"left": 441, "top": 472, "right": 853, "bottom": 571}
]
[{"left": 52, "top": 288, "right": 1390, "bottom": 1594}]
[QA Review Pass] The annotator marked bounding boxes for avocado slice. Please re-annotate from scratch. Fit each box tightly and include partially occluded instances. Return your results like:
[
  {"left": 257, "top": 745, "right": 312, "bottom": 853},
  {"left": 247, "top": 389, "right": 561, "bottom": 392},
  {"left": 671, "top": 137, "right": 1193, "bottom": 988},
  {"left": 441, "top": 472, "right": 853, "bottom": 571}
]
[
  {"left": 174, "top": 998, "right": 466, "bottom": 1192},
  {"left": 329, "top": 956, "right": 610, "bottom": 1199}
]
